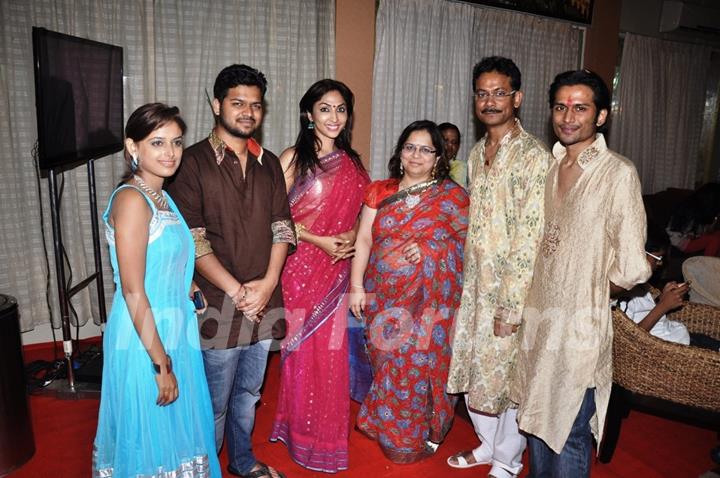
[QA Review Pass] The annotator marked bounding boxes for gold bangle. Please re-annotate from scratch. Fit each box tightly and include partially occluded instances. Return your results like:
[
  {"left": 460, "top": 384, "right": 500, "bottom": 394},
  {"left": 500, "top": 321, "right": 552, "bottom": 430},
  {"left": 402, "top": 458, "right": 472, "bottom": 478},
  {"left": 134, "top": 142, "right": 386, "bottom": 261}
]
[{"left": 294, "top": 222, "right": 306, "bottom": 241}]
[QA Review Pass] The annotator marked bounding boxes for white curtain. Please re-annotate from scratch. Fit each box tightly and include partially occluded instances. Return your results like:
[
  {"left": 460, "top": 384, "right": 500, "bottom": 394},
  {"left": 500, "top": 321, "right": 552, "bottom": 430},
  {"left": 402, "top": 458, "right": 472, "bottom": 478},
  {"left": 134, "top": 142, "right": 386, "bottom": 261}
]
[
  {"left": 369, "top": 0, "right": 581, "bottom": 178},
  {"left": 0, "top": 0, "right": 335, "bottom": 331},
  {"left": 610, "top": 33, "right": 711, "bottom": 194}
]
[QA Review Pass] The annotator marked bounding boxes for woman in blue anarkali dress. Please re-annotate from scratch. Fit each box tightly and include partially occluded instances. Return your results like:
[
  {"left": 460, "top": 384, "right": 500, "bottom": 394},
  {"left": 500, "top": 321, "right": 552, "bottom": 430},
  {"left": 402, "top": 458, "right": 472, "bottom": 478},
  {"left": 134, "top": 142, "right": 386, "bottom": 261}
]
[{"left": 93, "top": 103, "right": 220, "bottom": 477}]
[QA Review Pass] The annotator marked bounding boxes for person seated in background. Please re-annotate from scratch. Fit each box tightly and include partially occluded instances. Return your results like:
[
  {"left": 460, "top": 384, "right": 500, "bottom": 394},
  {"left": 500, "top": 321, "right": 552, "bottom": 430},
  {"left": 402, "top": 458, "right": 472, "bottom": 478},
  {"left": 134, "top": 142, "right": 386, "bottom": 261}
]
[
  {"left": 666, "top": 182, "right": 720, "bottom": 257},
  {"left": 614, "top": 228, "right": 720, "bottom": 351},
  {"left": 439, "top": 122, "right": 466, "bottom": 188}
]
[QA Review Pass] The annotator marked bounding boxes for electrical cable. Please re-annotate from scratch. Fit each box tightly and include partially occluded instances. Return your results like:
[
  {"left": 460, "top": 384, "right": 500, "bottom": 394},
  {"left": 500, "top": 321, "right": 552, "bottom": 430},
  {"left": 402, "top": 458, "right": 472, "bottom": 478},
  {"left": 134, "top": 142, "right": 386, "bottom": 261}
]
[
  {"left": 57, "top": 172, "right": 82, "bottom": 357},
  {"left": 32, "top": 141, "right": 59, "bottom": 364}
]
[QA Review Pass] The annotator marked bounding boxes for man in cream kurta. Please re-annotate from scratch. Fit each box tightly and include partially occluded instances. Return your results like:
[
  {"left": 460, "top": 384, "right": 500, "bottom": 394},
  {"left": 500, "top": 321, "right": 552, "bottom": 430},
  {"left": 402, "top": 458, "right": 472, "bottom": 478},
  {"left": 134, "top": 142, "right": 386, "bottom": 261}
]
[
  {"left": 511, "top": 70, "right": 651, "bottom": 477},
  {"left": 446, "top": 56, "right": 551, "bottom": 478}
]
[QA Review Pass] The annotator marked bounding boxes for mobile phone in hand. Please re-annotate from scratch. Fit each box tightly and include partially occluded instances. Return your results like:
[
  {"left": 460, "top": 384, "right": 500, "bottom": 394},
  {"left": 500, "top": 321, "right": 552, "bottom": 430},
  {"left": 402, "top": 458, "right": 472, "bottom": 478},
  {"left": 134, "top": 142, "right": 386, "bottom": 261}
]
[{"left": 192, "top": 290, "right": 205, "bottom": 310}]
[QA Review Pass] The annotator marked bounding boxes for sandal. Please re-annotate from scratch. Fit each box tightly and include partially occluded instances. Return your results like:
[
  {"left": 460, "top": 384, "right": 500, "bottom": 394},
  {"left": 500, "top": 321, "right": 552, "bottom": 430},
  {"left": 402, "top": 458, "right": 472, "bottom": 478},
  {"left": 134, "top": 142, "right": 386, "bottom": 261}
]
[
  {"left": 446, "top": 449, "right": 490, "bottom": 469},
  {"left": 227, "top": 462, "right": 287, "bottom": 478},
  {"left": 488, "top": 463, "right": 521, "bottom": 478},
  {"left": 425, "top": 440, "right": 440, "bottom": 454}
]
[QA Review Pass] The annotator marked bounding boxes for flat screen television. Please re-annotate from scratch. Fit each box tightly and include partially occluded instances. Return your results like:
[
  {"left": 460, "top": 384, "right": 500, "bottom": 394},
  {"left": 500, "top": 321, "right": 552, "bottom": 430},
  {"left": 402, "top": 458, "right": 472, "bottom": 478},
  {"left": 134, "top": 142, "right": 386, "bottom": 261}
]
[{"left": 32, "top": 27, "right": 124, "bottom": 171}]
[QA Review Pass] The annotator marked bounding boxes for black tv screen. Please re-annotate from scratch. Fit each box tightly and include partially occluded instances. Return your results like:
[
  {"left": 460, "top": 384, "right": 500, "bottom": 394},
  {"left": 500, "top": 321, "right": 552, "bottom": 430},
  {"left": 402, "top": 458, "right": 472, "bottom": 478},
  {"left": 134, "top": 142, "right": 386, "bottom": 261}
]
[{"left": 32, "top": 27, "right": 124, "bottom": 170}]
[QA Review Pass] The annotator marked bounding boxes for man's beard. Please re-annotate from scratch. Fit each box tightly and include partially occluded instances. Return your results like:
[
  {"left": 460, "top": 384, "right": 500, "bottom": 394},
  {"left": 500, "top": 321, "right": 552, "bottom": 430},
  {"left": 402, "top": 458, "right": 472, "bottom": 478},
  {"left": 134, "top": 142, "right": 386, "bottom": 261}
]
[{"left": 218, "top": 112, "right": 256, "bottom": 139}]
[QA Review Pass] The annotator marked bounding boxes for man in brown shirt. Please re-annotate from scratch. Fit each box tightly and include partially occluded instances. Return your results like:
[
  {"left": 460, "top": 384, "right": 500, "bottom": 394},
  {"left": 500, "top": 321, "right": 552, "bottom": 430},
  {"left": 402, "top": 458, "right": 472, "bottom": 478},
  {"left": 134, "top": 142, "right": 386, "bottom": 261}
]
[{"left": 167, "top": 64, "right": 293, "bottom": 478}]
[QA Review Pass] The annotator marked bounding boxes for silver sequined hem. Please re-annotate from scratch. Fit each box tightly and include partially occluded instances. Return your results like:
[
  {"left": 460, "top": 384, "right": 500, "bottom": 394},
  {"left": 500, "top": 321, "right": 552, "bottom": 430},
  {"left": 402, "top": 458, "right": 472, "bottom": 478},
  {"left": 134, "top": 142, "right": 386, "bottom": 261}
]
[{"left": 93, "top": 451, "right": 211, "bottom": 478}]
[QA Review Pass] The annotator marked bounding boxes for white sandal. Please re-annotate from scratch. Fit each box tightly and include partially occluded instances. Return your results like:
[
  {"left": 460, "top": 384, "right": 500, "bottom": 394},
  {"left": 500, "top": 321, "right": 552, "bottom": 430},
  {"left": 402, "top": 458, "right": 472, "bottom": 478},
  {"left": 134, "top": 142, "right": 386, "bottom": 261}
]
[
  {"left": 488, "top": 463, "right": 521, "bottom": 478},
  {"left": 425, "top": 440, "right": 440, "bottom": 454},
  {"left": 446, "top": 449, "right": 490, "bottom": 469}
]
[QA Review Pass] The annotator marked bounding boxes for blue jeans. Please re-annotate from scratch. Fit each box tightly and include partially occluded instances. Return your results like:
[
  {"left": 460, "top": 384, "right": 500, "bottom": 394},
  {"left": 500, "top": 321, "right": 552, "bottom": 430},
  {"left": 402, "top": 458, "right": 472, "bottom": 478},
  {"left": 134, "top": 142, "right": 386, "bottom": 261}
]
[
  {"left": 202, "top": 340, "right": 271, "bottom": 474},
  {"left": 528, "top": 388, "right": 596, "bottom": 478}
]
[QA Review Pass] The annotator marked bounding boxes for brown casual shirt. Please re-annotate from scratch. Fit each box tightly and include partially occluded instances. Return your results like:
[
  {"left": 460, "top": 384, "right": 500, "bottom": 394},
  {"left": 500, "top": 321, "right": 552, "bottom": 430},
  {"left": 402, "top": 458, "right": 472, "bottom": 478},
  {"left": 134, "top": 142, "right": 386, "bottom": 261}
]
[{"left": 167, "top": 132, "right": 294, "bottom": 349}]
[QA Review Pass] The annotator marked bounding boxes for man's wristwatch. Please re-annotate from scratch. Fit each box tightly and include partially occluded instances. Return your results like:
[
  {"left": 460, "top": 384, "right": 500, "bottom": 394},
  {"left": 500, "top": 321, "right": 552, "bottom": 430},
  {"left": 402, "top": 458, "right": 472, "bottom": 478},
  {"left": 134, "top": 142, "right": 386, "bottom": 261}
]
[{"left": 152, "top": 355, "right": 172, "bottom": 375}]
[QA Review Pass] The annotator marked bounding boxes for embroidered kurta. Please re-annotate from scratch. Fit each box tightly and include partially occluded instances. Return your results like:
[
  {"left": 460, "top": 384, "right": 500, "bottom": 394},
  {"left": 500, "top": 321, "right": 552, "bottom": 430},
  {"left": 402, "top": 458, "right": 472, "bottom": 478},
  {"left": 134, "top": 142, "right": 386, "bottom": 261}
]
[
  {"left": 510, "top": 134, "right": 651, "bottom": 453},
  {"left": 446, "top": 121, "right": 552, "bottom": 413}
]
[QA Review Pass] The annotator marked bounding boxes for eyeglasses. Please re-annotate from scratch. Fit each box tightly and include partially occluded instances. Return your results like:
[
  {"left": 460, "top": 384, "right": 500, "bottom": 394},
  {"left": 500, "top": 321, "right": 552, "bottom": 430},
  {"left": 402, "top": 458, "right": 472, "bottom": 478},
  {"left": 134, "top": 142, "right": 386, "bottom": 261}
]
[
  {"left": 645, "top": 251, "right": 663, "bottom": 263},
  {"left": 402, "top": 143, "right": 437, "bottom": 157},
  {"left": 473, "top": 90, "right": 517, "bottom": 101}
]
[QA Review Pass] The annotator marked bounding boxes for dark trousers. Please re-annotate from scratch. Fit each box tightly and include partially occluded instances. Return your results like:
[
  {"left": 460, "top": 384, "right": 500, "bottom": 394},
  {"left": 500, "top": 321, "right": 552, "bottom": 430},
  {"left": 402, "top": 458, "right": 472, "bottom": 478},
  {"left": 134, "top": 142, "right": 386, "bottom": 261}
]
[
  {"left": 528, "top": 388, "right": 596, "bottom": 478},
  {"left": 690, "top": 332, "right": 720, "bottom": 351}
]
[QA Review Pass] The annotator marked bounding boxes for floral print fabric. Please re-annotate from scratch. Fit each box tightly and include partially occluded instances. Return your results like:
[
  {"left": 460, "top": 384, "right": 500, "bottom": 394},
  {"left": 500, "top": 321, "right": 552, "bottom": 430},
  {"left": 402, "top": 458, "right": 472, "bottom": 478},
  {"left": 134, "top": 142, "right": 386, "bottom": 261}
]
[
  {"left": 446, "top": 122, "right": 552, "bottom": 414},
  {"left": 356, "top": 179, "right": 468, "bottom": 463}
]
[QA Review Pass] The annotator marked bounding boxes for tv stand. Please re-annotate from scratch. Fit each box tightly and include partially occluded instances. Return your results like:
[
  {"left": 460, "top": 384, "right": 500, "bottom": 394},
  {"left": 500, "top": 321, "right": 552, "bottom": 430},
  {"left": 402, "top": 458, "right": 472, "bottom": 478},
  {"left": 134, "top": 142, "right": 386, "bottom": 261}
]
[{"left": 44, "top": 158, "right": 107, "bottom": 397}]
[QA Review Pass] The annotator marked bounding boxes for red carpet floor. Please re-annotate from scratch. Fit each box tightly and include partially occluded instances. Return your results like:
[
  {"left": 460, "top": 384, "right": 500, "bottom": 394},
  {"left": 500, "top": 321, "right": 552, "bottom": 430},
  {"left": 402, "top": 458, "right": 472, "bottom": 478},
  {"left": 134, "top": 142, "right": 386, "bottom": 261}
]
[{"left": 9, "top": 346, "right": 717, "bottom": 478}]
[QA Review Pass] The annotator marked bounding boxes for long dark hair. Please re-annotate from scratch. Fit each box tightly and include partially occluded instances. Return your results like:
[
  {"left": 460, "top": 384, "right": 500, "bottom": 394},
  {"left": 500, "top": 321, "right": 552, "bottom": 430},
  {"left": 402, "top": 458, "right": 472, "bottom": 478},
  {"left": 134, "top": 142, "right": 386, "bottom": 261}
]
[
  {"left": 291, "top": 79, "right": 363, "bottom": 178},
  {"left": 388, "top": 120, "right": 449, "bottom": 180},
  {"left": 121, "top": 103, "right": 186, "bottom": 182}
]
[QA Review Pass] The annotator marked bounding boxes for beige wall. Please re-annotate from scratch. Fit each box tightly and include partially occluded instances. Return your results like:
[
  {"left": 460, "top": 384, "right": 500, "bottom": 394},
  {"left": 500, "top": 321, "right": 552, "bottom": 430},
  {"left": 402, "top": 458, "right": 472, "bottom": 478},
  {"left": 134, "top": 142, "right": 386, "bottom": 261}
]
[
  {"left": 335, "top": 0, "right": 376, "bottom": 169},
  {"left": 583, "top": 0, "right": 623, "bottom": 89}
]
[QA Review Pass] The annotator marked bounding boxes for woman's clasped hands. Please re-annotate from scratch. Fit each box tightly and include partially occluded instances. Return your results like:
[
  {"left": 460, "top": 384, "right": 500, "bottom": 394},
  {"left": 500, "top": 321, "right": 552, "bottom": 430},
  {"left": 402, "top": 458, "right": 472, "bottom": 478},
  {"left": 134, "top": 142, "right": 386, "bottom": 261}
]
[{"left": 317, "top": 229, "right": 357, "bottom": 264}]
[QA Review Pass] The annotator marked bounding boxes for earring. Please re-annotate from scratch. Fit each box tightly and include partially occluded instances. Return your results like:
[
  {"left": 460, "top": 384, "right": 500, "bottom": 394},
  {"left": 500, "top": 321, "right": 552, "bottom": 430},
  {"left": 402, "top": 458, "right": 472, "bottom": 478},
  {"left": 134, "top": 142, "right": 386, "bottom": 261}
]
[
  {"left": 400, "top": 163, "right": 404, "bottom": 175},
  {"left": 130, "top": 153, "right": 139, "bottom": 172},
  {"left": 308, "top": 121, "right": 315, "bottom": 130},
  {"left": 431, "top": 161, "right": 438, "bottom": 179}
]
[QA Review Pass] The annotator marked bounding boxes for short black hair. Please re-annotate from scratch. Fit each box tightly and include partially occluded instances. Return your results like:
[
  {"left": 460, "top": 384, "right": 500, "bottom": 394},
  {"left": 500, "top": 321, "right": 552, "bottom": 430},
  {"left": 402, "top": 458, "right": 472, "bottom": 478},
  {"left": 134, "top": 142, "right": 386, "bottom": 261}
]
[
  {"left": 646, "top": 224, "right": 669, "bottom": 253},
  {"left": 472, "top": 56, "right": 521, "bottom": 91},
  {"left": 438, "top": 122, "right": 461, "bottom": 140},
  {"left": 213, "top": 64, "right": 268, "bottom": 102},
  {"left": 548, "top": 69, "right": 611, "bottom": 117}
]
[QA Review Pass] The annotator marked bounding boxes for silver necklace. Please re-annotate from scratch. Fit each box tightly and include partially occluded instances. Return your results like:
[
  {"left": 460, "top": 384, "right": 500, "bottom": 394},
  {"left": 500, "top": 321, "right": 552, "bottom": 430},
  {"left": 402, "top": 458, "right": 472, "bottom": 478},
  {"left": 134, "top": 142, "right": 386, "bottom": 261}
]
[
  {"left": 400, "top": 179, "right": 437, "bottom": 209},
  {"left": 405, "top": 193, "right": 421, "bottom": 208},
  {"left": 133, "top": 175, "right": 168, "bottom": 210}
]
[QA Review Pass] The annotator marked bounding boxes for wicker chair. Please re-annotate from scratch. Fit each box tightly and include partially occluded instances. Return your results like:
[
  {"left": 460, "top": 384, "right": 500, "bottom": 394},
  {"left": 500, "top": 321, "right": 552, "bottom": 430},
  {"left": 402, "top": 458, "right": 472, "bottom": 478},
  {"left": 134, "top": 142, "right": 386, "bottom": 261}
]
[{"left": 599, "top": 295, "right": 720, "bottom": 463}]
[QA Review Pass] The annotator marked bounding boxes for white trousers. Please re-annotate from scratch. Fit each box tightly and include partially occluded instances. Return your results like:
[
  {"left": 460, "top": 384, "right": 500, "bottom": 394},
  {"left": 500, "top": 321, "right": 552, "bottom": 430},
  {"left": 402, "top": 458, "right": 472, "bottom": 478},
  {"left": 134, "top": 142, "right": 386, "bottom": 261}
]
[{"left": 466, "top": 396, "right": 526, "bottom": 478}]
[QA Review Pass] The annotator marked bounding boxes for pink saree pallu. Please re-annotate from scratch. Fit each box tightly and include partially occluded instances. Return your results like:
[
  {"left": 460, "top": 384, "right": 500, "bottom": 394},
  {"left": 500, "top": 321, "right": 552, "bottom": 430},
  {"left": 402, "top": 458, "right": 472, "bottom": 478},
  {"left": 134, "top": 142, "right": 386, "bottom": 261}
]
[{"left": 270, "top": 150, "right": 368, "bottom": 473}]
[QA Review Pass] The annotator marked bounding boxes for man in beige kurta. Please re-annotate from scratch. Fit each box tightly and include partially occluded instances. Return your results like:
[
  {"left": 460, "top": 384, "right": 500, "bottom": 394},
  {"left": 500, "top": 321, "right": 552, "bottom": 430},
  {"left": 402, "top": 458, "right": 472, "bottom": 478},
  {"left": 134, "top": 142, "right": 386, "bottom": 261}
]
[
  {"left": 446, "top": 56, "right": 551, "bottom": 478},
  {"left": 510, "top": 70, "right": 651, "bottom": 477}
]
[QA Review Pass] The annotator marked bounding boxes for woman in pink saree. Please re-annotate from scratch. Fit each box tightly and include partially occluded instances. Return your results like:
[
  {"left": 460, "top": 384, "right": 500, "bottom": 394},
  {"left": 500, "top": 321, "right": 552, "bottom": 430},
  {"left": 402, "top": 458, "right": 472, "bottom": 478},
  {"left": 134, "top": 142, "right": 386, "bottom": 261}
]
[{"left": 270, "top": 79, "right": 369, "bottom": 472}]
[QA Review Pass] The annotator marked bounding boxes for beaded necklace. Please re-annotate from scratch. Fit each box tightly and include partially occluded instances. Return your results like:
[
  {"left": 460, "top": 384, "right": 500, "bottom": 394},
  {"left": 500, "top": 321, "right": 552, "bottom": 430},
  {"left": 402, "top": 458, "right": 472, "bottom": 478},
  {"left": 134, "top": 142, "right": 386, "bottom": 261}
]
[{"left": 133, "top": 175, "right": 168, "bottom": 210}]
